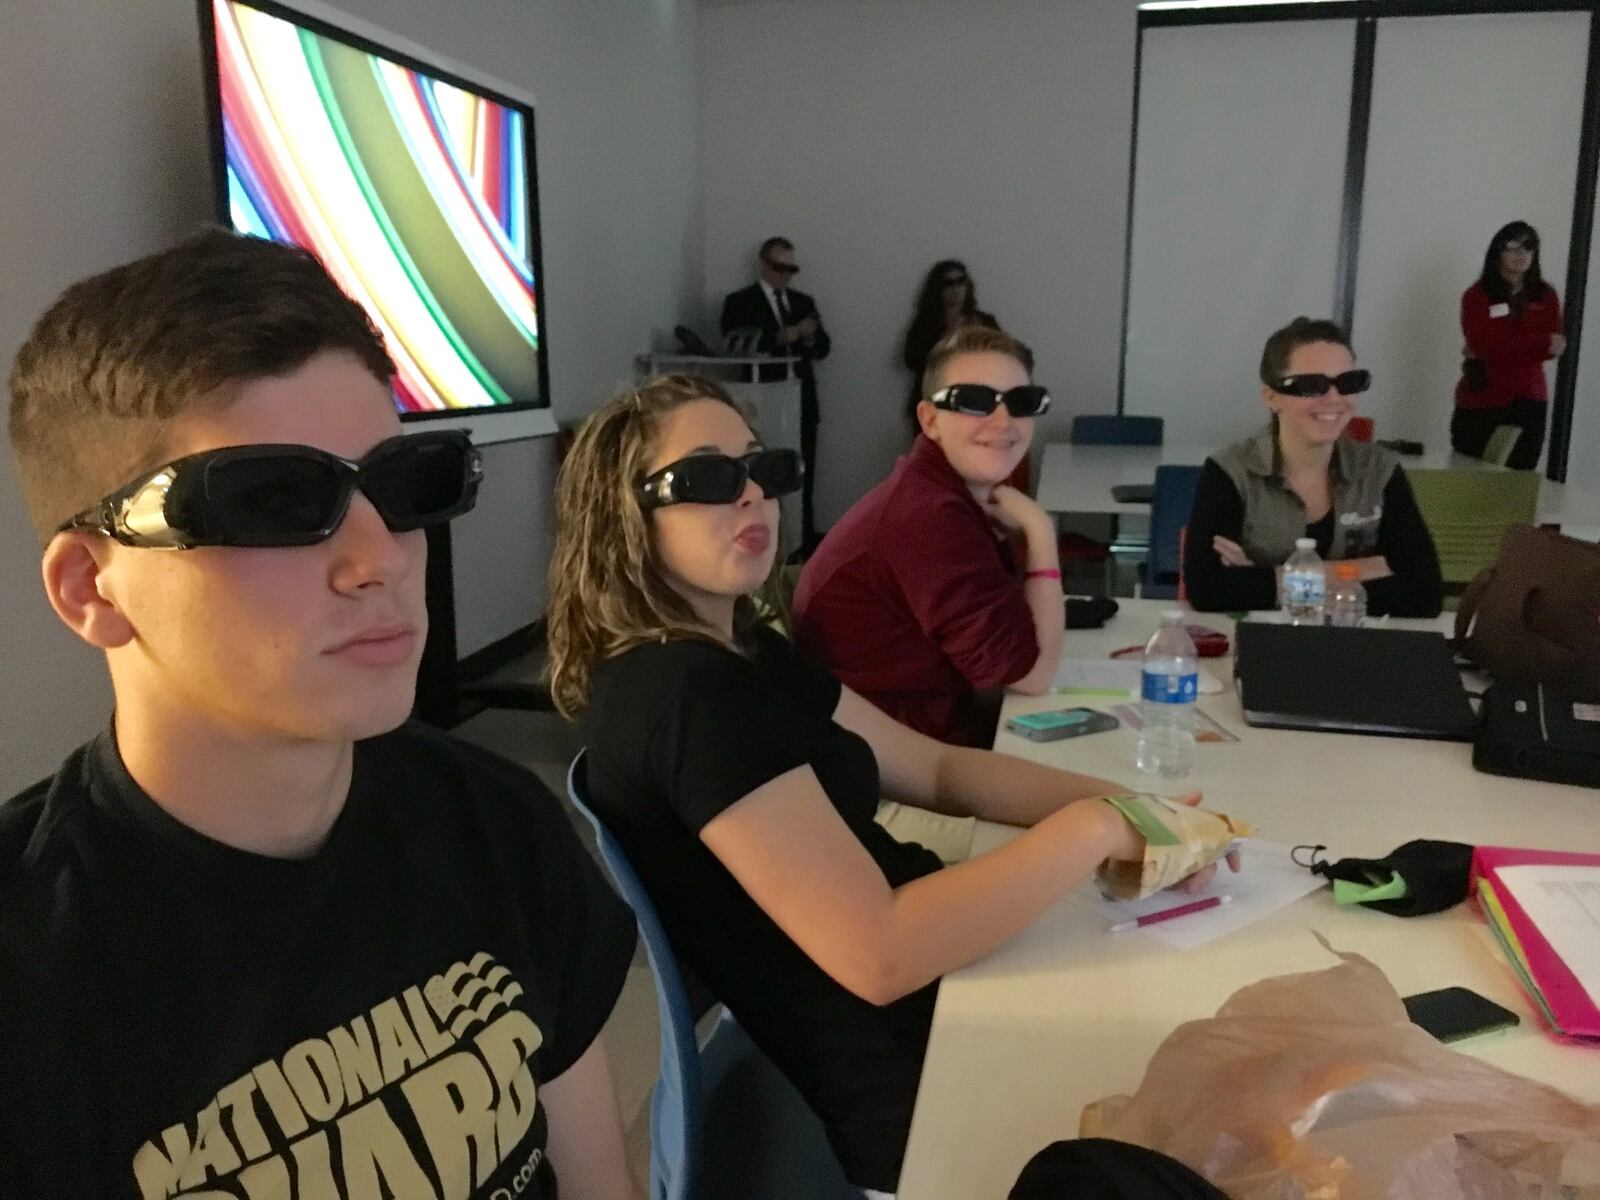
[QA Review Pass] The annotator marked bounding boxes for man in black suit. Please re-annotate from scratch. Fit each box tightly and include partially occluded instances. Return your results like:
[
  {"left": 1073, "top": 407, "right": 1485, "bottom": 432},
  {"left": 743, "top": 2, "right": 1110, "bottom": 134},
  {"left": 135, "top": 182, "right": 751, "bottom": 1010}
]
[{"left": 720, "top": 236, "right": 832, "bottom": 552}]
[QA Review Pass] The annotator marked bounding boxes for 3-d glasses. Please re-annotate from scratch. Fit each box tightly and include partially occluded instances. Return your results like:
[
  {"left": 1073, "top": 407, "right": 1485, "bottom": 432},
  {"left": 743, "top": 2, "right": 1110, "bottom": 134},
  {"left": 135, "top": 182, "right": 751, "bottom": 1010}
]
[
  {"left": 58, "top": 430, "right": 482, "bottom": 549},
  {"left": 637, "top": 448, "right": 803, "bottom": 510},
  {"left": 1271, "top": 370, "right": 1372, "bottom": 398},
  {"left": 927, "top": 383, "right": 1051, "bottom": 418}
]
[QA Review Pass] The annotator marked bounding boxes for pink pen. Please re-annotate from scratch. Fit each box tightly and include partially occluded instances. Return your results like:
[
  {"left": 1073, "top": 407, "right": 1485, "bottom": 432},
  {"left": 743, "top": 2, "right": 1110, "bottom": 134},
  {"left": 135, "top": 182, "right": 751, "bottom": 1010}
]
[{"left": 1109, "top": 894, "right": 1231, "bottom": 933}]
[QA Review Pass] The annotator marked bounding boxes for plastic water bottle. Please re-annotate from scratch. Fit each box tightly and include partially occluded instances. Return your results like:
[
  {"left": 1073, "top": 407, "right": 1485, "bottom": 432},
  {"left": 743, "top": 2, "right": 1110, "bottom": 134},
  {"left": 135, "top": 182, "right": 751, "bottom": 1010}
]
[
  {"left": 1282, "top": 537, "right": 1326, "bottom": 625},
  {"left": 1136, "top": 610, "right": 1198, "bottom": 778},
  {"left": 1325, "top": 561, "right": 1367, "bottom": 628}
]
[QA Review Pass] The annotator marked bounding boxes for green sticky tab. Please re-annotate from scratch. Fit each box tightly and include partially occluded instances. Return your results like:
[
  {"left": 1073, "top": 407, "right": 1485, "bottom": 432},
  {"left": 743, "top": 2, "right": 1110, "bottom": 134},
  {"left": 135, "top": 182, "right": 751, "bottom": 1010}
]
[
  {"left": 1101, "top": 794, "right": 1182, "bottom": 847},
  {"left": 1332, "top": 871, "right": 1407, "bottom": 906}
]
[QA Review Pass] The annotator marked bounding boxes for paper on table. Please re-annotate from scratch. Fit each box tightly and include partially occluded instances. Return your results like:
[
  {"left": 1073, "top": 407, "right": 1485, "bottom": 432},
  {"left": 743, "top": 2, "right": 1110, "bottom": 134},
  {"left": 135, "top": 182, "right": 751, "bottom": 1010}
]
[
  {"left": 1065, "top": 839, "right": 1327, "bottom": 951},
  {"left": 1053, "top": 659, "right": 1223, "bottom": 696},
  {"left": 1477, "top": 878, "right": 1563, "bottom": 1031},
  {"left": 1053, "top": 658, "right": 1140, "bottom": 694},
  {"left": 1492, "top": 864, "right": 1600, "bottom": 1011},
  {"left": 1113, "top": 704, "right": 1238, "bottom": 743}
]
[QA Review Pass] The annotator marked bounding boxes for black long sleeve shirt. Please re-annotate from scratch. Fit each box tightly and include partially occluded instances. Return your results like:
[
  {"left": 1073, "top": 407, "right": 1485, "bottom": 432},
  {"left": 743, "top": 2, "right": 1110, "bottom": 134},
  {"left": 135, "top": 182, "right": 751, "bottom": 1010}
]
[{"left": 1182, "top": 459, "right": 1444, "bottom": 617}]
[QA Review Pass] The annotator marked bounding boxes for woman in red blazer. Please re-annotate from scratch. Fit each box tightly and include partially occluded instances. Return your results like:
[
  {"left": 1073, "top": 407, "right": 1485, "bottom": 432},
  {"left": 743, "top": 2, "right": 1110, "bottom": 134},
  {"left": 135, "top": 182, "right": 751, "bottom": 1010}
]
[{"left": 1452, "top": 220, "right": 1565, "bottom": 469}]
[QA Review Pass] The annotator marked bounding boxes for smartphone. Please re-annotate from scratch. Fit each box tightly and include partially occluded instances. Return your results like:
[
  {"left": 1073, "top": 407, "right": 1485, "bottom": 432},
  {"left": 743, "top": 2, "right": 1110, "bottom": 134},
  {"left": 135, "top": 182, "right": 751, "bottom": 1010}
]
[
  {"left": 1005, "top": 708, "right": 1119, "bottom": 743},
  {"left": 1402, "top": 986, "right": 1520, "bottom": 1043}
]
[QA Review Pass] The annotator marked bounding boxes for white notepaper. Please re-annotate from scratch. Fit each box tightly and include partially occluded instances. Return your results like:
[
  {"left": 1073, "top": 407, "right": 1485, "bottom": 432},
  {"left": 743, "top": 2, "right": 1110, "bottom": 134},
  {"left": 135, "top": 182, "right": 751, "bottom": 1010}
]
[
  {"left": 1052, "top": 659, "right": 1223, "bottom": 696},
  {"left": 1066, "top": 839, "right": 1328, "bottom": 951},
  {"left": 1492, "top": 864, "right": 1600, "bottom": 1010},
  {"left": 1052, "top": 658, "right": 1141, "bottom": 694}
]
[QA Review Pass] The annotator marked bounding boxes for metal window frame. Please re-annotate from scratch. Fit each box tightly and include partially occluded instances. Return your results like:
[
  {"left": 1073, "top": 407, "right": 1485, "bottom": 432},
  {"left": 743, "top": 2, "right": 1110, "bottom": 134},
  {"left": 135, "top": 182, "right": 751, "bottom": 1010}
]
[{"left": 1117, "top": 0, "right": 1600, "bottom": 484}]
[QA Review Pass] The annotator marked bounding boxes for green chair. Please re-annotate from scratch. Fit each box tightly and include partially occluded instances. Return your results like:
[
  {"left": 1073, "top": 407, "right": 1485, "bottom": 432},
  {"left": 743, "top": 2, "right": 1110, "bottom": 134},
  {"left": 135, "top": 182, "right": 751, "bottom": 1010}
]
[
  {"left": 1481, "top": 424, "right": 1524, "bottom": 468},
  {"left": 1407, "top": 468, "right": 1540, "bottom": 590}
]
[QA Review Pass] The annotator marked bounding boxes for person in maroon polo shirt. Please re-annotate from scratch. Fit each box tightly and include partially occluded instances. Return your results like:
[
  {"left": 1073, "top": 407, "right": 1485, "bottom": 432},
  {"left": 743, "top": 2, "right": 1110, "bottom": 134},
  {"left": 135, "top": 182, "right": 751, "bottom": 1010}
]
[
  {"left": 794, "top": 326, "right": 1062, "bottom": 746},
  {"left": 1451, "top": 220, "right": 1564, "bottom": 470}
]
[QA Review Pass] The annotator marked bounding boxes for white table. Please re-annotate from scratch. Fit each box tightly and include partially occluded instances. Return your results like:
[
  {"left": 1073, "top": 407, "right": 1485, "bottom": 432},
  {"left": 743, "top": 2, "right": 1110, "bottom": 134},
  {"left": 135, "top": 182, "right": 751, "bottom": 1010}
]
[
  {"left": 898, "top": 599, "right": 1600, "bottom": 1200},
  {"left": 1036, "top": 440, "right": 1600, "bottom": 531}
]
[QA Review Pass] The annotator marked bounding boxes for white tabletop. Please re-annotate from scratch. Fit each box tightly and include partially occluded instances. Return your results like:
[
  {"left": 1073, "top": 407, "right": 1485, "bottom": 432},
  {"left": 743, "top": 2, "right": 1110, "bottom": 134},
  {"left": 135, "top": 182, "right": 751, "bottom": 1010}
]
[
  {"left": 1036, "top": 440, "right": 1600, "bottom": 530},
  {"left": 898, "top": 599, "right": 1600, "bottom": 1200}
]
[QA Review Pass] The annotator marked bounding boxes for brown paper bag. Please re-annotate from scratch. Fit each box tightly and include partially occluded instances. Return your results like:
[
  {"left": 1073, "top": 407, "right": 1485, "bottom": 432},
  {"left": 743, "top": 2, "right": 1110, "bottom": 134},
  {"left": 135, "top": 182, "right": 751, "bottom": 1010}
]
[{"left": 1096, "top": 793, "right": 1254, "bottom": 900}]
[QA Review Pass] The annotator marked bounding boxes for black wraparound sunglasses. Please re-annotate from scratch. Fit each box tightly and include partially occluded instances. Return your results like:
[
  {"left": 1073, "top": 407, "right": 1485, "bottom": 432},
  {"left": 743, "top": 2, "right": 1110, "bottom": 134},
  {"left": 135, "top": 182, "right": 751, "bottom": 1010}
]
[
  {"left": 637, "top": 448, "right": 803, "bottom": 510},
  {"left": 927, "top": 383, "right": 1052, "bottom": 419},
  {"left": 1271, "top": 370, "right": 1372, "bottom": 398},
  {"left": 57, "top": 430, "right": 482, "bottom": 549}
]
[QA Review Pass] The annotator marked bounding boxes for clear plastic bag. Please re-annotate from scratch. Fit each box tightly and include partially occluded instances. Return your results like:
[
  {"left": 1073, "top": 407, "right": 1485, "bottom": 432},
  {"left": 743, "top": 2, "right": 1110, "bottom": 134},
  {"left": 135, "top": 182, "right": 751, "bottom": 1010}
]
[{"left": 1080, "top": 941, "right": 1600, "bottom": 1199}]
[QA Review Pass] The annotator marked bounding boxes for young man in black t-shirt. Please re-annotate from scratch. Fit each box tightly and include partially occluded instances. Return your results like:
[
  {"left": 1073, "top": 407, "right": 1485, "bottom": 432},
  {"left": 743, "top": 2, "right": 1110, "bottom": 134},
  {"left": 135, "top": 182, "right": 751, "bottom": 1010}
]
[{"left": 0, "top": 230, "right": 639, "bottom": 1199}]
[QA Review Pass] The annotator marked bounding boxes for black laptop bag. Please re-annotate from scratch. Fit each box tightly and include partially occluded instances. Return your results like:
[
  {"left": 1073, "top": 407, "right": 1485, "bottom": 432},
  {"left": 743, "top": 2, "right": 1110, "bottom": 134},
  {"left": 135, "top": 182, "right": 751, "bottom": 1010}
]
[{"left": 1473, "top": 682, "right": 1600, "bottom": 789}]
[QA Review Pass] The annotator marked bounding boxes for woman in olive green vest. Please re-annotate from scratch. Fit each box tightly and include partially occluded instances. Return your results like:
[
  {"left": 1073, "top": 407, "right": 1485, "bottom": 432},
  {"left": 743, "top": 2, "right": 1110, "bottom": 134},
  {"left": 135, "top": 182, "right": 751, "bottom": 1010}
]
[{"left": 1183, "top": 317, "right": 1443, "bottom": 616}]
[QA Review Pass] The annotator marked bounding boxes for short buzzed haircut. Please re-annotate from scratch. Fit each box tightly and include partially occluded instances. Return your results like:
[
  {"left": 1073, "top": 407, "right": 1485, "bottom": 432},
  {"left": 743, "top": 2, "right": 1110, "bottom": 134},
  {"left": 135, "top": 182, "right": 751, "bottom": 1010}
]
[
  {"left": 7, "top": 228, "right": 394, "bottom": 541},
  {"left": 922, "top": 325, "right": 1036, "bottom": 400},
  {"left": 758, "top": 236, "right": 794, "bottom": 261}
]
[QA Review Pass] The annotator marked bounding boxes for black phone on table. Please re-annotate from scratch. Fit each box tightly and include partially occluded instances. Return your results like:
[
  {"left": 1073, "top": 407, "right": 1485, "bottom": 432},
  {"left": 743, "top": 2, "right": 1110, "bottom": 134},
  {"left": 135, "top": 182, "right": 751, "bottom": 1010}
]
[{"left": 1402, "top": 986, "right": 1519, "bottom": 1043}]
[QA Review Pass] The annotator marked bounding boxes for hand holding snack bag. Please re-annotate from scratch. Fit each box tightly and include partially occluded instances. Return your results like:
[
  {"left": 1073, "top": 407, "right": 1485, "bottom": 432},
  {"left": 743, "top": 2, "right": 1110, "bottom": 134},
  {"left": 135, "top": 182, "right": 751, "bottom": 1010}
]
[{"left": 1097, "top": 793, "right": 1253, "bottom": 900}]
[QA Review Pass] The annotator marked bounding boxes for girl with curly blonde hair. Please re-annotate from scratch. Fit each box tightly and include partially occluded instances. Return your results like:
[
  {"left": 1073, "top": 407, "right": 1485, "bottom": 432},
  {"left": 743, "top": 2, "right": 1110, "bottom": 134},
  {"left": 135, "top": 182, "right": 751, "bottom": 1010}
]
[{"left": 547, "top": 373, "right": 1225, "bottom": 1196}]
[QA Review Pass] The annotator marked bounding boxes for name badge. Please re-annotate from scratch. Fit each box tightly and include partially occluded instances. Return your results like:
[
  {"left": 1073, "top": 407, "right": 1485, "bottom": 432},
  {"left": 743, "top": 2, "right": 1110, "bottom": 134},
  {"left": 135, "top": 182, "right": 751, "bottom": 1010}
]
[
  {"left": 1488, "top": 303, "right": 1511, "bottom": 318},
  {"left": 1339, "top": 506, "right": 1382, "bottom": 527}
]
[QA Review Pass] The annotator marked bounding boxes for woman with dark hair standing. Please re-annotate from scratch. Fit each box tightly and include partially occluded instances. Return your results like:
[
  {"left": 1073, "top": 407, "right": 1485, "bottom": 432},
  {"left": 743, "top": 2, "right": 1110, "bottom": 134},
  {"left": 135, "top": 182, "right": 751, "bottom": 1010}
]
[
  {"left": 1452, "top": 221, "right": 1565, "bottom": 469},
  {"left": 902, "top": 259, "right": 1000, "bottom": 427}
]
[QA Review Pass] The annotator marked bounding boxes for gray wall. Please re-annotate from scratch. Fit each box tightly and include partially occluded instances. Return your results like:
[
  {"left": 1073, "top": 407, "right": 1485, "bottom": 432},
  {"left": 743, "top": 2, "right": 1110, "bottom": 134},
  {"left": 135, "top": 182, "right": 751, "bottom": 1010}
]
[
  {"left": 697, "top": 0, "right": 1141, "bottom": 528},
  {"left": 0, "top": 0, "right": 701, "bottom": 793}
]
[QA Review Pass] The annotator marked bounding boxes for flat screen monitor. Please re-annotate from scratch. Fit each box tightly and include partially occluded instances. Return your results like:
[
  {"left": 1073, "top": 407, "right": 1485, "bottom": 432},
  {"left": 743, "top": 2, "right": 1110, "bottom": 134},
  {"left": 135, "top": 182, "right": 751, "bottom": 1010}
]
[{"left": 199, "top": 0, "right": 553, "bottom": 440}]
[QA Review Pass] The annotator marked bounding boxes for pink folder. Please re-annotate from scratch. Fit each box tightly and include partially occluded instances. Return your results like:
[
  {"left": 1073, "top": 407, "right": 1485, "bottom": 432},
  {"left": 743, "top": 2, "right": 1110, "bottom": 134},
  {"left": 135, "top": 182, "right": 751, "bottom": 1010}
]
[{"left": 1470, "top": 846, "right": 1600, "bottom": 1042}]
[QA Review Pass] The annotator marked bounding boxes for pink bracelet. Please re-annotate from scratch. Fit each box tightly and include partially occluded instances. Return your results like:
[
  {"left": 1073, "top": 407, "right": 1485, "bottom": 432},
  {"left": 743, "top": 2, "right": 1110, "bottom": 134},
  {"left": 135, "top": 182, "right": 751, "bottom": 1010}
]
[{"left": 1025, "top": 568, "right": 1062, "bottom": 580}]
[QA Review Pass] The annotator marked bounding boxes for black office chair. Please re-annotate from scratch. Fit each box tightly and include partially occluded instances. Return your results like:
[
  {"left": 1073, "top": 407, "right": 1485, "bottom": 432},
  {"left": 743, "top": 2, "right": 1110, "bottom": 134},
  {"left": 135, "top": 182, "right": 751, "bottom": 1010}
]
[{"left": 1070, "top": 415, "right": 1165, "bottom": 446}]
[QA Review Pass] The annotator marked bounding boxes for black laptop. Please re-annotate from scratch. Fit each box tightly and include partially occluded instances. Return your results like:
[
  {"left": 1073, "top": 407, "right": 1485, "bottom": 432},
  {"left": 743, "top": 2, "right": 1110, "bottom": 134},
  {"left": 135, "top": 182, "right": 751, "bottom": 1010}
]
[{"left": 1235, "top": 622, "right": 1478, "bottom": 740}]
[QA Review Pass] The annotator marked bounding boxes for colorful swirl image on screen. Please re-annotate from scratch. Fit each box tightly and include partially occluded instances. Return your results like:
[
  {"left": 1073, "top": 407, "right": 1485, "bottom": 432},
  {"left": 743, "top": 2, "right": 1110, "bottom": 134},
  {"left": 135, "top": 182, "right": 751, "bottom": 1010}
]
[{"left": 212, "top": 0, "right": 542, "bottom": 413}]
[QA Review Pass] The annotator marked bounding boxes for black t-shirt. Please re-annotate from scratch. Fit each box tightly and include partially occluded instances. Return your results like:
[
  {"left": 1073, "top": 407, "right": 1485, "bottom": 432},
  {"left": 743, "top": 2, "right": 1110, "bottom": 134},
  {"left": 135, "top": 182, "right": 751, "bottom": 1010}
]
[
  {"left": 0, "top": 722, "right": 636, "bottom": 1200},
  {"left": 584, "top": 626, "right": 944, "bottom": 1192}
]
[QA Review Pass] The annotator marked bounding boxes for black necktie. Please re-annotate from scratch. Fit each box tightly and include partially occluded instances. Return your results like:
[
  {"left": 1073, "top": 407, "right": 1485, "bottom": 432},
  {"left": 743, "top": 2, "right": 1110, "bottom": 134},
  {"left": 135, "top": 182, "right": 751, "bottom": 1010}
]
[{"left": 775, "top": 288, "right": 791, "bottom": 327}]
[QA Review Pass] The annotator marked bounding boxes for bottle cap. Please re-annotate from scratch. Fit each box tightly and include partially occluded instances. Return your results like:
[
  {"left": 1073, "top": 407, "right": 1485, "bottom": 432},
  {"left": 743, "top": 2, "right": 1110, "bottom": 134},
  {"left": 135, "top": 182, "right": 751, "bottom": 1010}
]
[
  {"left": 1294, "top": 537, "right": 1316, "bottom": 549},
  {"left": 1334, "top": 561, "right": 1360, "bottom": 580},
  {"left": 1161, "top": 609, "right": 1184, "bottom": 623}
]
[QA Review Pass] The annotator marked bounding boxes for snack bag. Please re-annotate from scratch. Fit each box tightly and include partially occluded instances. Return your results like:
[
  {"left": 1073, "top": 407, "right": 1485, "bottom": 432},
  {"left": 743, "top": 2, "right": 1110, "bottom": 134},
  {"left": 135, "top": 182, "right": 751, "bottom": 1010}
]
[{"left": 1096, "top": 793, "right": 1253, "bottom": 900}]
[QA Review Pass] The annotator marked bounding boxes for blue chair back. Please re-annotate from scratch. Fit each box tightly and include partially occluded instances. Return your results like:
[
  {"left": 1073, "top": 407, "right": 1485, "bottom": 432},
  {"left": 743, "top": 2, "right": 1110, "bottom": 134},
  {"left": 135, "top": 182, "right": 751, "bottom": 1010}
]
[
  {"left": 567, "top": 753, "right": 702, "bottom": 1200},
  {"left": 567, "top": 753, "right": 864, "bottom": 1200},
  {"left": 1146, "top": 464, "right": 1203, "bottom": 597},
  {"left": 1070, "top": 414, "right": 1165, "bottom": 446}
]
